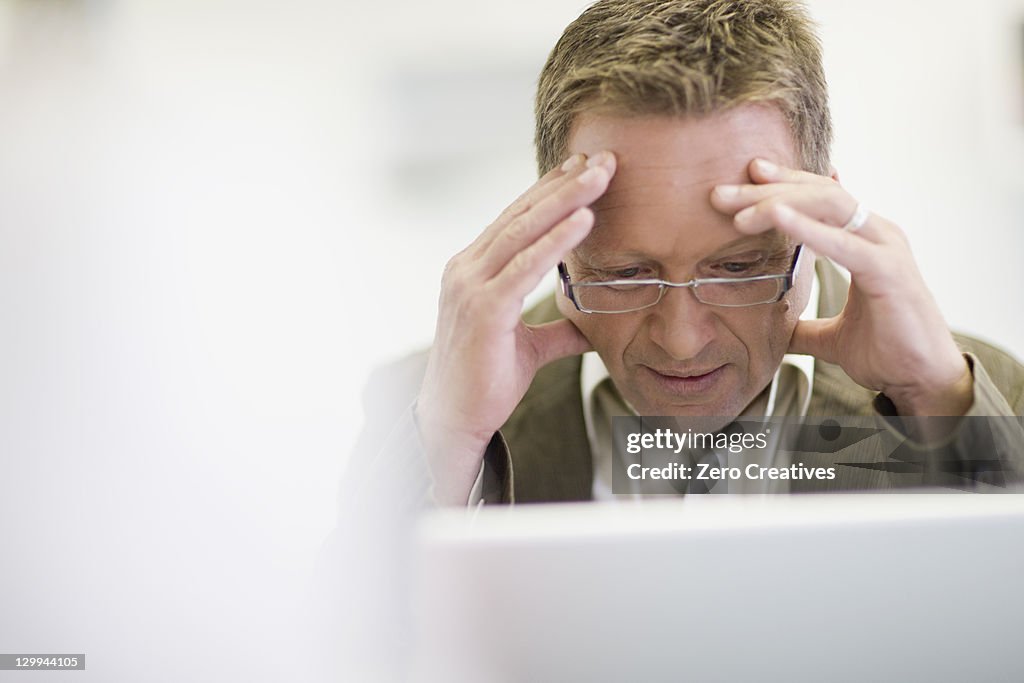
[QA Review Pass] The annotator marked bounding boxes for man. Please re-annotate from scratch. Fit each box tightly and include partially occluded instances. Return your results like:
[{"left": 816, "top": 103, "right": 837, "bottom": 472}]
[
  {"left": 382, "top": 0, "right": 1024, "bottom": 508},
  {"left": 321, "top": 2, "right": 1023, "bottom": 676},
  {"left": 350, "top": 0, "right": 1024, "bottom": 511}
]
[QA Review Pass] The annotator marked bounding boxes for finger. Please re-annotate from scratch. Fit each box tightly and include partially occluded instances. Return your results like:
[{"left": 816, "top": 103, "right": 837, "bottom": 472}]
[
  {"left": 712, "top": 182, "right": 852, "bottom": 223},
  {"left": 476, "top": 159, "right": 614, "bottom": 278},
  {"left": 747, "top": 158, "right": 836, "bottom": 186},
  {"left": 787, "top": 317, "right": 839, "bottom": 362},
  {"left": 527, "top": 318, "right": 593, "bottom": 368},
  {"left": 726, "top": 185, "right": 887, "bottom": 243},
  {"left": 488, "top": 206, "right": 595, "bottom": 300},
  {"left": 710, "top": 181, "right": 795, "bottom": 214},
  {"left": 473, "top": 151, "right": 611, "bottom": 256},
  {"left": 757, "top": 204, "right": 875, "bottom": 274}
]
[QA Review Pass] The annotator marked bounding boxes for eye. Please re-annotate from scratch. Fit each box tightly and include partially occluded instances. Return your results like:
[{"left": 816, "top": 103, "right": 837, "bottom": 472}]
[
  {"left": 705, "top": 252, "right": 770, "bottom": 276},
  {"left": 613, "top": 267, "right": 641, "bottom": 279},
  {"left": 719, "top": 261, "right": 756, "bottom": 274}
]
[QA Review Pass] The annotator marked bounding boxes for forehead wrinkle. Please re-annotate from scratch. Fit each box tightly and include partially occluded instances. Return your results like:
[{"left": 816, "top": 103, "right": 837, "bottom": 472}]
[
  {"left": 590, "top": 179, "right": 721, "bottom": 216},
  {"left": 589, "top": 196, "right": 725, "bottom": 229},
  {"left": 594, "top": 163, "right": 757, "bottom": 209},
  {"left": 613, "top": 150, "right": 769, "bottom": 182},
  {"left": 599, "top": 172, "right": 726, "bottom": 197},
  {"left": 623, "top": 156, "right": 754, "bottom": 173}
]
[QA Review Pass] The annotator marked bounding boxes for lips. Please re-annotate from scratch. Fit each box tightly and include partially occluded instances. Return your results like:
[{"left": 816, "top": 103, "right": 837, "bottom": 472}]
[
  {"left": 653, "top": 367, "right": 721, "bottom": 379},
  {"left": 643, "top": 364, "right": 727, "bottom": 397}
]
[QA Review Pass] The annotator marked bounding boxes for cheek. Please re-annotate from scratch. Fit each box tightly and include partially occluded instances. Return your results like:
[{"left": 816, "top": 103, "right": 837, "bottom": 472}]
[
  {"left": 577, "top": 316, "right": 637, "bottom": 360},
  {"left": 555, "top": 289, "right": 577, "bottom": 321},
  {"left": 558, "top": 300, "right": 640, "bottom": 364},
  {"left": 746, "top": 252, "right": 813, "bottom": 364},
  {"left": 725, "top": 306, "right": 793, "bottom": 377},
  {"left": 763, "top": 301, "right": 800, "bottom": 363}
]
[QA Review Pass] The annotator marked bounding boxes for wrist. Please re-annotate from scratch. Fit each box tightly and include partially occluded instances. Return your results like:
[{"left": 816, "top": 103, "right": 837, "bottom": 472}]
[
  {"left": 886, "top": 355, "right": 973, "bottom": 417},
  {"left": 413, "top": 400, "right": 492, "bottom": 506}
]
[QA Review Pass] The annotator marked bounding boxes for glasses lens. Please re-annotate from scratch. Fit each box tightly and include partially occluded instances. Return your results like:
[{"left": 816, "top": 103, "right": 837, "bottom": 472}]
[
  {"left": 695, "top": 278, "right": 784, "bottom": 306},
  {"left": 575, "top": 283, "right": 662, "bottom": 313}
]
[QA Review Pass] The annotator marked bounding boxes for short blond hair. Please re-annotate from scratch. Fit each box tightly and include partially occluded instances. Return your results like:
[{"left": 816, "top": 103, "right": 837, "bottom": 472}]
[{"left": 535, "top": 0, "right": 832, "bottom": 175}]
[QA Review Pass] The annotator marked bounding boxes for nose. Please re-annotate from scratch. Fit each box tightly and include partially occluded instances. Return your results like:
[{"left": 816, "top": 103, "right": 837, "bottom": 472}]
[{"left": 645, "top": 285, "right": 717, "bottom": 361}]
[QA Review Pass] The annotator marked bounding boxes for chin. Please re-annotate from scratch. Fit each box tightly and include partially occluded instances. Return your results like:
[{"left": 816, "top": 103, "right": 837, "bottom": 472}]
[
  {"left": 669, "top": 400, "right": 747, "bottom": 424},
  {"left": 632, "top": 401, "right": 743, "bottom": 434},
  {"left": 629, "top": 389, "right": 752, "bottom": 422}
]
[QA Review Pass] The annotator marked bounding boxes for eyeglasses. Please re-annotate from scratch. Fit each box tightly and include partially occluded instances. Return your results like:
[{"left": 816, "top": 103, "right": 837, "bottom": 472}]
[{"left": 559, "top": 244, "right": 804, "bottom": 314}]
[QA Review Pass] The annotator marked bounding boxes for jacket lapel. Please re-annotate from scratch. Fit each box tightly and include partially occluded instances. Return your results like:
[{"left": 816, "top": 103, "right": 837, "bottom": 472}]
[
  {"left": 502, "top": 355, "right": 594, "bottom": 502},
  {"left": 502, "top": 296, "right": 593, "bottom": 502}
]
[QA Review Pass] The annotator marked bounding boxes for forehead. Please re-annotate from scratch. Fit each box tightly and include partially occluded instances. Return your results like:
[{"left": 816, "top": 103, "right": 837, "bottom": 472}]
[{"left": 567, "top": 105, "right": 799, "bottom": 262}]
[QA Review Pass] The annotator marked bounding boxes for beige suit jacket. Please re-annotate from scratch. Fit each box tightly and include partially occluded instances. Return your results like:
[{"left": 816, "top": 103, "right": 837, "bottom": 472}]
[
  {"left": 352, "top": 259, "right": 1024, "bottom": 507},
  {"left": 484, "top": 259, "right": 1024, "bottom": 502}
]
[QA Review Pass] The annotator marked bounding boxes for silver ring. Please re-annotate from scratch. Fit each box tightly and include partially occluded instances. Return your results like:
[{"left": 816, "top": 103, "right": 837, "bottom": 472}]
[{"left": 842, "top": 203, "right": 870, "bottom": 232}]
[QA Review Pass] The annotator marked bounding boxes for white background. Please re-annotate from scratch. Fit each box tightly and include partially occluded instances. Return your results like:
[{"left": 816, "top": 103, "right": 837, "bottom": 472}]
[{"left": 1, "top": 0, "right": 1022, "bottom": 680}]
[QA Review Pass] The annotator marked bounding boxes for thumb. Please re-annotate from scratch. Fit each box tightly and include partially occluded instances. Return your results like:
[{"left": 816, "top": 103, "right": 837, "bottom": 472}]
[
  {"left": 788, "top": 317, "right": 838, "bottom": 362},
  {"left": 528, "top": 318, "right": 593, "bottom": 367}
]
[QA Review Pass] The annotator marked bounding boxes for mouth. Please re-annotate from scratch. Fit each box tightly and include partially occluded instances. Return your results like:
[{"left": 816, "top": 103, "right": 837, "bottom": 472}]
[{"left": 643, "top": 364, "right": 727, "bottom": 397}]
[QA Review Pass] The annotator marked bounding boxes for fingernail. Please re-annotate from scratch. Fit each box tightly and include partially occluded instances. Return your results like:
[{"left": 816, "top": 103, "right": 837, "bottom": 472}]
[
  {"left": 715, "top": 185, "right": 739, "bottom": 199},
  {"left": 775, "top": 204, "right": 794, "bottom": 220},
  {"left": 735, "top": 206, "right": 755, "bottom": 223},
  {"left": 577, "top": 165, "right": 607, "bottom": 184},
  {"left": 586, "top": 151, "right": 611, "bottom": 168},
  {"left": 755, "top": 158, "right": 777, "bottom": 174},
  {"left": 561, "top": 154, "right": 584, "bottom": 172}
]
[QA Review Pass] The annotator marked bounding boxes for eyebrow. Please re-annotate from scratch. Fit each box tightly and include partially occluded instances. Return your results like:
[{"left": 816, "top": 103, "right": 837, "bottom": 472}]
[
  {"left": 702, "top": 233, "right": 790, "bottom": 255},
  {"left": 575, "top": 231, "right": 791, "bottom": 266}
]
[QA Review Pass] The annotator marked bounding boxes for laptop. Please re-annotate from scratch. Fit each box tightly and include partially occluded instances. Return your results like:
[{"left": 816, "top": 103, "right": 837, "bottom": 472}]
[{"left": 411, "top": 493, "right": 1024, "bottom": 682}]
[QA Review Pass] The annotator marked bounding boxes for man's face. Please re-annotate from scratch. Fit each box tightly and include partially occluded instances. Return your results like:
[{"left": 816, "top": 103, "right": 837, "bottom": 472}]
[{"left": 557, "top": 105, "right": 815, "bottom": 418}]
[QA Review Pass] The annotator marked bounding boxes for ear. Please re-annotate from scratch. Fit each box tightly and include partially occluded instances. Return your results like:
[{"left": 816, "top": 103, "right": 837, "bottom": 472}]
[
  {"left": 791, "top": 247, "right": 817, "bottom": 316},
  {"left": 829, "top": 165, "right": 841, "bottom": 183}
]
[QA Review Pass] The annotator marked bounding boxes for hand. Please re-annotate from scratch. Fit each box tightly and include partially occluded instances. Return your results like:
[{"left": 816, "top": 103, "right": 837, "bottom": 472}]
[
  {"left": 416, "top": 152, "right": 617, "bottom": 504},
  {"left": 710, "top": 158, "right": 972, "bottom": 417}
]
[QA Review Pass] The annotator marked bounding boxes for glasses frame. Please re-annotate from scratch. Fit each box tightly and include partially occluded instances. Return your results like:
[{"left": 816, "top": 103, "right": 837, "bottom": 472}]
[{"left": 559, "top": 244, "right": 804, "bottom": 314}]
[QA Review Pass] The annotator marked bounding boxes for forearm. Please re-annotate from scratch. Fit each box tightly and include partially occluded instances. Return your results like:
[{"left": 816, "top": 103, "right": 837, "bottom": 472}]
[{"left": 873, "top": 354, "right": 1024, "bottom": 489}]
